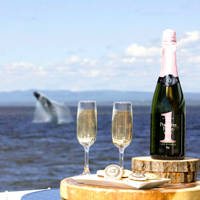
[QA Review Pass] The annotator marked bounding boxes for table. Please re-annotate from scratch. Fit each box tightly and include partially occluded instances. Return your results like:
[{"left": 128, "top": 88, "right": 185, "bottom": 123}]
[
  {"left": 60, "top": 178, "right": 200, "bottom": 200},
  {"left": 21, "top": 189, "right": 60, "bottom": 200}
]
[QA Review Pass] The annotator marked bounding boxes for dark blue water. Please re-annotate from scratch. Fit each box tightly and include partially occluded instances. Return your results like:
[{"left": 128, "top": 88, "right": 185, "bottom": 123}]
[{"left": 0, "top": 106, "right": 199, "bottom": 191}]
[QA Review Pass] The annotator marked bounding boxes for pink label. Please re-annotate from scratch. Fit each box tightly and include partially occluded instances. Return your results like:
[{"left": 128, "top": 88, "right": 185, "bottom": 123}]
[{"left": 160, "top": 112, "right": 176, "bottom": 144}]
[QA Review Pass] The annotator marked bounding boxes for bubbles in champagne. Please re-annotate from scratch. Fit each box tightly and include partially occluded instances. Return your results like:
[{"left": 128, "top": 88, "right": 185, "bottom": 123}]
[
  {"left": 112, "top": 110, "right": 132, "bottom": 149},
  {"left": 77, "top": 109, "right": 97, "bottom": 147}
]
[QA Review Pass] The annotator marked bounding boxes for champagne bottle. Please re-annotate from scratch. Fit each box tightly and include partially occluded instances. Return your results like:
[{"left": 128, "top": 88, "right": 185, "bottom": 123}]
[{"left": 150, "top": 29, "right": 185, "bottom": 160}]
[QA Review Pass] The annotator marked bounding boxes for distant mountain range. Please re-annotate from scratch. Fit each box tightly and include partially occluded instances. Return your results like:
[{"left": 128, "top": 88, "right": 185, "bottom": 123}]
[{"left": 0, "top": 89, "right": 200, "bottom": 106}]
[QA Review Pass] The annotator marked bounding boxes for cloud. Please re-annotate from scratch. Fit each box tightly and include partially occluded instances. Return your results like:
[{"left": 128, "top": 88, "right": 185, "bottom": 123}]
[
  {"left": 1, "top": 30, "right": 200, "bottom": 92},
  {"left": 79, "top": 69, "right": 100, "bottom": 78},
  {"left": 66, "top": 55, "right": 80, "bottom": 64},
  {"left": 145, "top": 58, "right": 154, "bottom": 63},
  {"left": 121, "top": 57, "right": 136, "bottom": 64},
  {"left": 4, "top": 62, "right": 37, "bottom": 71},
  {"left": 2, "top": 62, "right": 49, "bottom": 78},
  {"left": 178, "top": 31, "right": 200, "bottom": 46},
  {"left": 81, "top": 58, "right": 99, "bottom": 67},
  {"left": 187, "top": 55, "right": 200, "bottom": 64},
  {"left": 125, "top": 44, "right": 160, "bottom": 57}
]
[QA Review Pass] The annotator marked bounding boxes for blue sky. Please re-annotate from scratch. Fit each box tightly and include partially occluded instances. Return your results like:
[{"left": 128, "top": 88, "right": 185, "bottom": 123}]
[{"left": 0, "top": 0, "right": 200, "bottom": 92}]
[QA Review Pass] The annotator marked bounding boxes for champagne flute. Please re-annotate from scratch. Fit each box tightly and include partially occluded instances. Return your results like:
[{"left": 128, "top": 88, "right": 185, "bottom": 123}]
[
  {"left": 77, "top": 101, "right": 97, "bottom": 175},
  {"left": 112, "top": 102, "right": 132, "bottom": 169}
]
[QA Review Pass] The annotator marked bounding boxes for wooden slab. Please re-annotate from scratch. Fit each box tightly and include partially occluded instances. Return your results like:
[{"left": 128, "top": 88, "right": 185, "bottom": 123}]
[
  {"left": 60, "top": 178, "right": 200, "bottom": 200},
  {"left": 132, "top": 157, "right": 200, "bottom": 172},
  {"left": 132, "top": 156, "right": 200, "bottom": 184}
]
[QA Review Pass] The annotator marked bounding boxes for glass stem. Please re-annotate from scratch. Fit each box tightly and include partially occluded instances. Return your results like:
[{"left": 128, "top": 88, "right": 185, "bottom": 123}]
[
  {"left": 83, "top": 146, "right": 90, "bottom": 175},
  {"left": 119, "top": 148, "right": 125, "bottom": 169}
]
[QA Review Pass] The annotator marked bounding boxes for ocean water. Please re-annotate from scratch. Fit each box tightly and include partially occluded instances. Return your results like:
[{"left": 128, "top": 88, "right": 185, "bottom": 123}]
[{"left": 0, "top": 105, "right": 199, "bottom": 191}]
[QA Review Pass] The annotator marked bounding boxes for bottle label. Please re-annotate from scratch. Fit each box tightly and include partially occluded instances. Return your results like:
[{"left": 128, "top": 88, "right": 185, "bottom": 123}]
[{"left": 160, "top": 111, "right": 176, "bottom": 144}]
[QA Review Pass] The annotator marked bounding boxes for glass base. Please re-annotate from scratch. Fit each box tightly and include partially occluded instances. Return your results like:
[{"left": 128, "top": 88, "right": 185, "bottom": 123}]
[{"left": 82, "top": 167, "right": 90, "bottom": 175}]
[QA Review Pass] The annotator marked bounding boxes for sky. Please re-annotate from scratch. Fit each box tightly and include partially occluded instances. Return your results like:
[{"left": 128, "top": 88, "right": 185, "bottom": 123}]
[{"left": 0, "top": 0, "right": 200, "bottom": 92}]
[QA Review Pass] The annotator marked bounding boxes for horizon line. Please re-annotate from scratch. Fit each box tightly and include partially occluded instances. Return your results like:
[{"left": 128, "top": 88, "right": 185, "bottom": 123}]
[{"left": 0, "top": 89, "right": 199, "bottom": 94}]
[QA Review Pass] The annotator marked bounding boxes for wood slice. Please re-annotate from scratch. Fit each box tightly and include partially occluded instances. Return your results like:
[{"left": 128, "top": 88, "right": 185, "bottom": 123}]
[
  {"left": 60, "top": 178, "right": 200, "bottom": 200},
  {"left": 132, "top": 156, "right": 200, "bottom": 184}
]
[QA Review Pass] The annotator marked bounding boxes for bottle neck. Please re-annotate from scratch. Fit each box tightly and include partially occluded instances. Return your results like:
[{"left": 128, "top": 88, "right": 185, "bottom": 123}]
[{"left": 159, "top": 44, "right": 178, "bottom": 77}]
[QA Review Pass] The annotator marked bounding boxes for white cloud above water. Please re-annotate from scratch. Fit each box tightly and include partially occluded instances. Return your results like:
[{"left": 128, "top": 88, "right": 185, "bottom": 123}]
[
  {"left": 125, "top": 44, "right": 160, "bottom": 57},
  {"left": 1, "top": 30, "right": 200, "bottom": 92},
  {"left": 187, "top": 55, "right": 200, "bottom": 64},
  {"left": 178, "top": 31, "right": 200, "bottom": 47}
]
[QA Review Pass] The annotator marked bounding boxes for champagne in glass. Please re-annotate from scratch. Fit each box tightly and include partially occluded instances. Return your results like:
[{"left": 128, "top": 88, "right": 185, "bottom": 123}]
[
  {"left": 112, "top": 102, "right": 132, "bottom": 169},
  {"left": 77, "top": 101, "right": 97, "bottom": 175}
]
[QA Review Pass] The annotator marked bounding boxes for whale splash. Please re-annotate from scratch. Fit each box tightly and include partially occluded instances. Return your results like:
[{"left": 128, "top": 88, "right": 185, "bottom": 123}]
[{"left": 33, "top": 92, "right": 73, "bottom": 124}]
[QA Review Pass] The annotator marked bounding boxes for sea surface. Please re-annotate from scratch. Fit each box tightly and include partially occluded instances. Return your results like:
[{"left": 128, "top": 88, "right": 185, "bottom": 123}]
[{"left": 0, "top": 105, "right": 199, "bottom": 191}]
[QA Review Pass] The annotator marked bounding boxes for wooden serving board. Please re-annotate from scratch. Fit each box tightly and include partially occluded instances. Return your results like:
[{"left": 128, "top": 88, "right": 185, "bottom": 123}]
[
  {"left": 60, "top": 178, "right": 200, "bottom": 200},
  {"left": 132, "top": 156, "right": 200, "bottom": 184}
]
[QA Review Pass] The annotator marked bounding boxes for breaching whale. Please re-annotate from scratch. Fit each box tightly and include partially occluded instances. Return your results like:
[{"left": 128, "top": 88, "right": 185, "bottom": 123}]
[{"left": 33, "top": 91, "right": 58, "bottom": 123}]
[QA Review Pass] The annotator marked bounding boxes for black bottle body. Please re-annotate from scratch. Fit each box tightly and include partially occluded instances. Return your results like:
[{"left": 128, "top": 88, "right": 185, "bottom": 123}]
[{"left": 150, "top": 75, "right": 185, "bottom": 160}]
